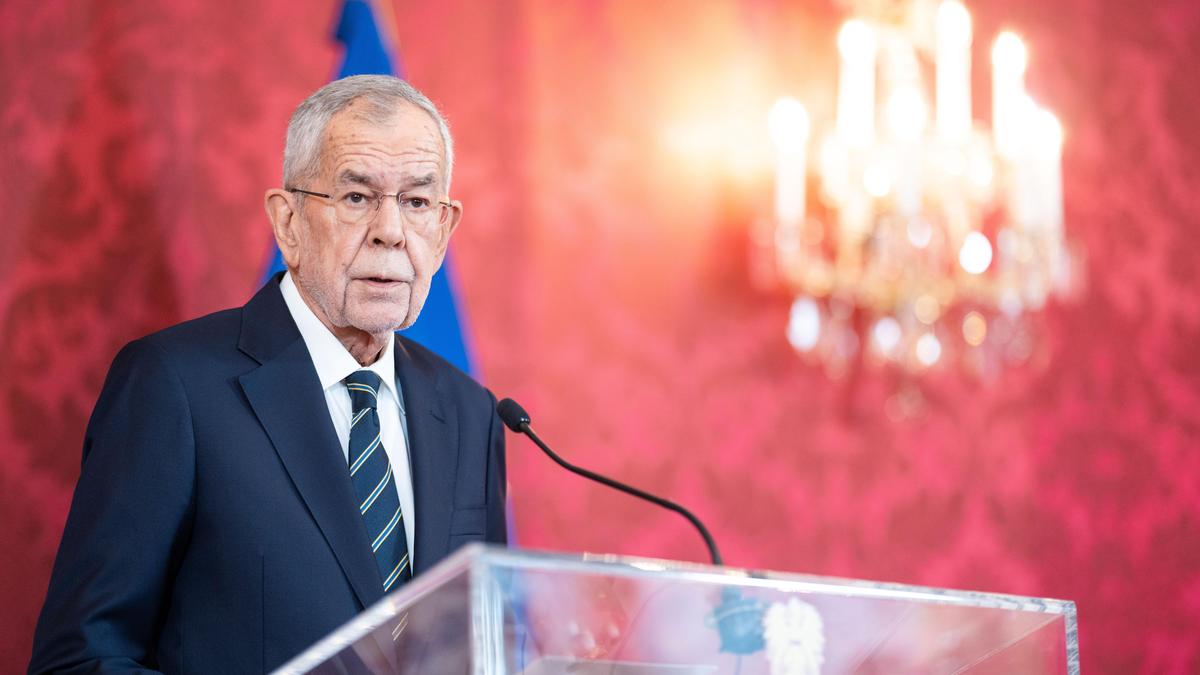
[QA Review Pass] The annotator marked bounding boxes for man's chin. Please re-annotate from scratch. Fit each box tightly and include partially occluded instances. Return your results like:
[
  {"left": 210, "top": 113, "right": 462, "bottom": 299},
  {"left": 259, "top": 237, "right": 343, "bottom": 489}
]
[
  {"left": 344, "top": 287, "right": 420, "bottom": 333},
  {"left": 345, "top": 303, "right": 418, "bottom": 337},
  {"left": 349, "top": 316, "right": 407, "bottom": 337}
]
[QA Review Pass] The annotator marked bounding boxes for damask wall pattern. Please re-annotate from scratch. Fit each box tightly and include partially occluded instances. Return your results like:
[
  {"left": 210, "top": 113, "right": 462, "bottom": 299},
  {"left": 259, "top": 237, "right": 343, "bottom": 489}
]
[
  {"left": 1, "top": 0, "right": 1198, "bottom": 672},
  {"left": 0, "top": 0, "right": 338, "bottom": 665}
]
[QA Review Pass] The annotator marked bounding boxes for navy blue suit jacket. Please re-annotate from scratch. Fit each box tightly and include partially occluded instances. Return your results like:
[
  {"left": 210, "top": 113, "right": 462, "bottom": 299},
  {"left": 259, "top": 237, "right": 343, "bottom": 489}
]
[{"left": 29, "top": 277, "right": 507, "bottom": 674}]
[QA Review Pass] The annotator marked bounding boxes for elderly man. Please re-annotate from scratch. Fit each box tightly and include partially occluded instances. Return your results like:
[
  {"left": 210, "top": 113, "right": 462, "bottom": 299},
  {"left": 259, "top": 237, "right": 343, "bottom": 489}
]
[{"left": 29, "top": 75, "right": 507, "bottom": 674}]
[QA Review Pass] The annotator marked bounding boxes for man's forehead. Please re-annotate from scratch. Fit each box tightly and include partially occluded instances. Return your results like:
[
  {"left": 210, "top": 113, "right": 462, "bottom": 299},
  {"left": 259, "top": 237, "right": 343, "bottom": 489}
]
[
  {"left": 319, "top": 104, "right": 445, "bottom": 186},
  {"left": 326, "top": 101, "right": 441, "bottom": 147}
]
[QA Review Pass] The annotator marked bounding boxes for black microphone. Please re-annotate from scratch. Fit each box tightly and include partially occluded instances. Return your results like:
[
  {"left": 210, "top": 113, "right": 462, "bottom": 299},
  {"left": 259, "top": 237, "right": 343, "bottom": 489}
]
[
  {"left": 496, "top": 397, "right": 723, "bottom": 566},
  {"left": 498, "top": 397, "right": 766, "bottom": 656}
]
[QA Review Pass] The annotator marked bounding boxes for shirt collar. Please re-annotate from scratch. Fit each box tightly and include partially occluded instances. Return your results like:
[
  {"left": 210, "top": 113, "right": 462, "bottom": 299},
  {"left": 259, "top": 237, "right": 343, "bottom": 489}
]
[{"left": 280, "top": 271, "right": 397, "bottom": 399}]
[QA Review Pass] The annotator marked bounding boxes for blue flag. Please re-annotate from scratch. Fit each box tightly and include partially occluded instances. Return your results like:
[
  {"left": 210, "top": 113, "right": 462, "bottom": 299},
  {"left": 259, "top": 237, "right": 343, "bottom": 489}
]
[{"left": 263, "top": 0, "right": 476, "bottom": 377}]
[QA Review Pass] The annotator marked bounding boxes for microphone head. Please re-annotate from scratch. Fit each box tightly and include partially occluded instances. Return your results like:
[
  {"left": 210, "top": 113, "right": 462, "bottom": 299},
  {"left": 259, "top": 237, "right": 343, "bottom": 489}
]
[{"left": 496, "top": 398, "right": 531, "bottom": 432}]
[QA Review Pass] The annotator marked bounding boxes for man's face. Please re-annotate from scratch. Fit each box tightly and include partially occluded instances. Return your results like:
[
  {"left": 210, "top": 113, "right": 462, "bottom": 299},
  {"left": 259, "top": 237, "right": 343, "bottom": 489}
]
[{"left": 281, "top": 101, "right": 460, "bottom": 338}]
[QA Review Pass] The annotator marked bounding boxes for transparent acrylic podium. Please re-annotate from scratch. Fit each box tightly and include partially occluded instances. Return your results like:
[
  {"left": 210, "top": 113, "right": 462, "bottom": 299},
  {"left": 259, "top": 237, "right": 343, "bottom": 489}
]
[{"left": 273, "top": 544, "right": 1078, "bottom": 675}]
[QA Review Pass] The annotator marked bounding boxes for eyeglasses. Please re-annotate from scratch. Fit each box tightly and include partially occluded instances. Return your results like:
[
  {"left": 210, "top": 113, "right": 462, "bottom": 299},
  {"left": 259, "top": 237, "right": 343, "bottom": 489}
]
[{"left": 288, "top": 187, "right": 453, "bottom": 229}]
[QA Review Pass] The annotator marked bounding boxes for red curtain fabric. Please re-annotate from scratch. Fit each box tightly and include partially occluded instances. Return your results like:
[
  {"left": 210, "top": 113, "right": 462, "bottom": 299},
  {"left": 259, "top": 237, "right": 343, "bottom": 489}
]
[{"left": 2, "top": 1, "right": 1198, "bottom": 672}]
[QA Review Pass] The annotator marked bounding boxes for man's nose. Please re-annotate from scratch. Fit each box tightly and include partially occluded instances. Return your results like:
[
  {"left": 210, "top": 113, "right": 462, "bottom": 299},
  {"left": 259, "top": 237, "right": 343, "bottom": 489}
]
[{"left": 370, "top": 196, "right": 407, "bottom": 248}]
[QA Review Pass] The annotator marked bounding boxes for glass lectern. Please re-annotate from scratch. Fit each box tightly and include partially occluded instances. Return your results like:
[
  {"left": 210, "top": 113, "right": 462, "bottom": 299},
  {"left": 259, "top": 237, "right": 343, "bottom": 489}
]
[{"left": 273, "top": 544, "right": 1078, "bottom": 675}]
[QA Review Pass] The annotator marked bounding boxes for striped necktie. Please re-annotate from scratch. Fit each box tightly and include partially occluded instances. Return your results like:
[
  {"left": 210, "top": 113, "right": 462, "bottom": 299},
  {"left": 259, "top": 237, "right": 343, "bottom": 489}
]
[{"left": 344, "top": 370, "right": 411, "bottom": 592}]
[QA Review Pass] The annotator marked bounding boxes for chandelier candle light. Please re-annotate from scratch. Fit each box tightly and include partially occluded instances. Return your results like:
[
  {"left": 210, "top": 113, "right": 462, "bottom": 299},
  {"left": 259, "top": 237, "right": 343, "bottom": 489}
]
[{"left": 765, "top": 0, "right": 1074, "bottom": 376}]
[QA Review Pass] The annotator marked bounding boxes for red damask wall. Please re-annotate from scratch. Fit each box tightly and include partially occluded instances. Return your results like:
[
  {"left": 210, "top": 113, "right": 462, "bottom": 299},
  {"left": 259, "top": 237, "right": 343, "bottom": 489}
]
[{"left": 2, "top": 0, "right": 1198, "bottom": 672}]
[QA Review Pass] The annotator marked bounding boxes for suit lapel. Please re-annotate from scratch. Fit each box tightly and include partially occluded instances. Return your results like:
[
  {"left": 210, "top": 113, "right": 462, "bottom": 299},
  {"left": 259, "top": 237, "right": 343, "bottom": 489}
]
[
  {"left": 395, "top": 338, "right": 457, "bottom": 575},
  {"left": 237, "top": 278, "right": 383, "bottom": 610}
]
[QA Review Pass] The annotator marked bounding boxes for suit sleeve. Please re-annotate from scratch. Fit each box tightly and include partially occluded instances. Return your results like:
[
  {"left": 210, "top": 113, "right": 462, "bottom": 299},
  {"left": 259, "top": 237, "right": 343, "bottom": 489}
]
[
  {"left": 483, "top": 388, "right": 508, "bottom": 546},
  {"left": 29, "top": 339, "right": 196, "bottom": 675}
]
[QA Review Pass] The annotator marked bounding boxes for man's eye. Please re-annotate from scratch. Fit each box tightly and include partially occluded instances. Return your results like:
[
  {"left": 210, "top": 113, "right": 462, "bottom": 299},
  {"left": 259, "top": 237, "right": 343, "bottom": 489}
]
[
  {"left": 402, "top": 197, "right": 430, "bottom": 209},
  {"left": 343, "top": 192, "right": 371, "bottom": 206}
]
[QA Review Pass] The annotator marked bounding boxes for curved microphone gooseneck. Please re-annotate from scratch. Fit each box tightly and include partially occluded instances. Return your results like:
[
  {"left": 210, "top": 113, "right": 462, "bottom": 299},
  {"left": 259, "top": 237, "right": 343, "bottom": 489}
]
[
  {"left": 496, "top": 398, "right": 722, "bottom": 565},
  {"left": 497, "top": 397, "right": 768, "bottom": 655}
]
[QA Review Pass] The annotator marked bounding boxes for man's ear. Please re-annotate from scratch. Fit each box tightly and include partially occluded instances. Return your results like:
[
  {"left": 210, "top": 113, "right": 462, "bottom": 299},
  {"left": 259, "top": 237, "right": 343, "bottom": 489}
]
[
  {"left": 265, "top": 189, "right": 302, "bottom": 268},
  {"left": 440, "top": 199, "right": 463, "bottom": 252}
]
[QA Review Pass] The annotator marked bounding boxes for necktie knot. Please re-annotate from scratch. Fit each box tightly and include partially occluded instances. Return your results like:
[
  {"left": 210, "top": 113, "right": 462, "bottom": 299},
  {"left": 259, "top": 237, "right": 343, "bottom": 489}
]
[{"left": 344, "top": 370, "right": 382, "bottom": 412}]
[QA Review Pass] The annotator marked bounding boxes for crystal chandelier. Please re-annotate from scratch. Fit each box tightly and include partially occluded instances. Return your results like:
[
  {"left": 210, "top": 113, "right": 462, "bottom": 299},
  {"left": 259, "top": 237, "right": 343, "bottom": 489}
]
[{"left": 758, "top": 0, "right": 1080, "bottom": 377}]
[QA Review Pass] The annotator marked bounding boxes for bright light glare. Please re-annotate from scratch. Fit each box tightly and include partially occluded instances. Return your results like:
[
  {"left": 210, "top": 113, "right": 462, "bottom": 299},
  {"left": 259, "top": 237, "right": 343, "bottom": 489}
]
[
  {"left": 1032, "top": 107, "right": 1063, "bottom": 149},
  {"left": 992, "top": 31, "right": 1028, "bottom": 73},
  {"left": 768, "top": 98, "right": 811, "bottom": 152},
  {"left": 959, "top": 231, "right": 994, "bottom": 274},
  {"left": 937, "top": 1, "right": 972, "bottom": 47},
  {"left": 873, "top": 317, "right": 902, "bottom": 355},
  {"left": 787, "top": 297, "right": 821, "bottom": 352},
  {"left": 968, "top": 150, "right": 994, "bottom": 188},
  {"left": 886, "top": 87, "right": 928, "bottom": 141},
  {"left": 838, "top": 20, "right": 876, "bottom": 58},
  {"left": 916, "top": 332, "right": 942, "bottom": 366},
  {"left": 863, "top": 159, "right": 893, "bottom": 197},
  {"left": 942, "top": 148, "right": 968, "bottom": 177}
]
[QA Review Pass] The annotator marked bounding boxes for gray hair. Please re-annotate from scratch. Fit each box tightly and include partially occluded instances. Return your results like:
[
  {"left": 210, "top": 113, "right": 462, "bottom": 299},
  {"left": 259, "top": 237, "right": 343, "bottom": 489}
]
[{"left": 282, "top": 74, "right": 454, "bottom": 192}]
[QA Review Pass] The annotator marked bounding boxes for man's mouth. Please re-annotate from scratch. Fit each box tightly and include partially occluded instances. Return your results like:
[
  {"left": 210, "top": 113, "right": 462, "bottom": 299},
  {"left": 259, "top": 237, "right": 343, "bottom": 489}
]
[{"left": 357, "top": 276, "right": 409, "bottom": 285}]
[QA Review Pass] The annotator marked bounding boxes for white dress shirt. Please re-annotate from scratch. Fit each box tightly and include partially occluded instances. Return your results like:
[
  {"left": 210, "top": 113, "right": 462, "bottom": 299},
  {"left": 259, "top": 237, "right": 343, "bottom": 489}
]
[{"left": 279, "top": 272, "right": 416, "bottom": 557}]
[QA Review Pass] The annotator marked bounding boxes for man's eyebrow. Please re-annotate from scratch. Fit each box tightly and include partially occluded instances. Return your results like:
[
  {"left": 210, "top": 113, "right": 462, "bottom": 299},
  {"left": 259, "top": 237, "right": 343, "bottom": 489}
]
[
  {"left": 334, "top": 170, "right": 439, "bottom": 190},
  {"left": 334, "top": 170, "right": 378, "bottom": 187},
  {"left": 404, "top": 173, "right": 438, "bottom": 189}
]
